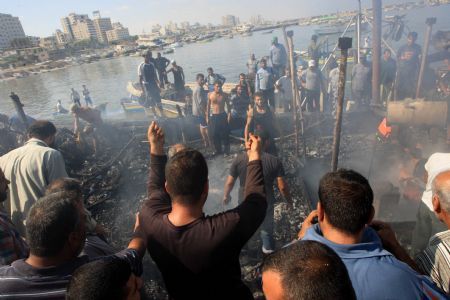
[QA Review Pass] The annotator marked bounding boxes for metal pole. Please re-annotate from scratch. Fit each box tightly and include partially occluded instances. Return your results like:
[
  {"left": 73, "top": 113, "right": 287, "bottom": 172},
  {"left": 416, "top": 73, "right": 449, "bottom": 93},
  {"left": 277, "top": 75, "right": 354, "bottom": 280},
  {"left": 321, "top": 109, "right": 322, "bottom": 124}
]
[
  {"left": 331, "top": 38, "right": 352, "bottom": 171},
  {"left": 357, "top": 0, "right": 362, "bottom": 64},
  {"left": 416, "top": 18, "right": 436, "bottom": 98},
  {"left": 372, "top": 0, "right": 382, "bottom": 106}
]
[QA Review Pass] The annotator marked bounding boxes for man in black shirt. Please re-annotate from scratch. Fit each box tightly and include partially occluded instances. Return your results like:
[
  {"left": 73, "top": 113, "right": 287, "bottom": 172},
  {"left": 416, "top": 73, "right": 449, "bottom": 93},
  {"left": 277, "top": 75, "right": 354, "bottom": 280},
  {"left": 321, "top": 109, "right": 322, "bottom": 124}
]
[
  {"left": 380, "top": 49, "right": 397, "bottom": 104},
  {"left": 0, "top": 192, "right": 145, "bottom": 300},
  {"left": 154, "top": 52, "right": 170, "bottom": 88},
  {"left": 223, "top": 130, "right": 292, "bottom": 254},
  {"left": 138, "top": 51, "right": 165, "bottom": 118},
  {"left": 396, "top": 32, "right": 422, "bottom": 100},
  {"left": 139, "top": 121, "right": 267, "bottom": 299}
]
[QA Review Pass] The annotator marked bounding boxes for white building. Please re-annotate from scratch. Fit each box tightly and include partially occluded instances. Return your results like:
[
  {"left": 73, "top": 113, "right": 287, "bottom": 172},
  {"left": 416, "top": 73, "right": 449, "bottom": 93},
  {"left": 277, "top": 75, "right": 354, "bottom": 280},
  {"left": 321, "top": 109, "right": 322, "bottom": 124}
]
[
  {"left": 0, "top": 13, "right": 26, "bottom": 49},
  {"left": 106, "top": 22, "right": 130, "bottom": 43}
]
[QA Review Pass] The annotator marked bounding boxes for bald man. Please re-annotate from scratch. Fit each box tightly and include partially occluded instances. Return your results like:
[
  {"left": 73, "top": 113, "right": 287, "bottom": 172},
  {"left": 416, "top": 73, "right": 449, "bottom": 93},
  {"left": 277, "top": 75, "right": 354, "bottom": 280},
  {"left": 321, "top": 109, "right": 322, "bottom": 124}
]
[{"left": 373, "top": 170, "right": 450, "bottom": 294}]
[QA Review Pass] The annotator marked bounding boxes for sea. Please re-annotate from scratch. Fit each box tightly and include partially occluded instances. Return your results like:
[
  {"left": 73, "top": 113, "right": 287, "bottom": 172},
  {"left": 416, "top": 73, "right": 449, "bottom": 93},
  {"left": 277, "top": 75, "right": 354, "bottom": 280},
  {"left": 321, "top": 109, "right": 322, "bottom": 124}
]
[{"left": 0, "top": 5, "right": 449, "bottom": 119}]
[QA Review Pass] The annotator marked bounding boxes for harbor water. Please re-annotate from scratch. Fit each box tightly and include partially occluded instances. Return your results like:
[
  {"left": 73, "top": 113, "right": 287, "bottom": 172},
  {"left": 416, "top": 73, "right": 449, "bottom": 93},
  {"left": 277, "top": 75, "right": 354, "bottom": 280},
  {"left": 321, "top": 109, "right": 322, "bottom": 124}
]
[{"left": 0, "top": 5, "right": 449, "bottom": 119}]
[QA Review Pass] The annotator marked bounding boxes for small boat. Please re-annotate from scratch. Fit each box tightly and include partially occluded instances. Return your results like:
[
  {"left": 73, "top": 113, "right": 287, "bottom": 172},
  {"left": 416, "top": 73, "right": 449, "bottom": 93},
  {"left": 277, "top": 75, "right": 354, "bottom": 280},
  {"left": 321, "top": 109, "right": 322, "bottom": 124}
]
[
  {"left": 169, "top": 42, "right": 183, "bottom": 48},
  {"left": 262, "top": 30, "right": 273, "bottom": 34}
]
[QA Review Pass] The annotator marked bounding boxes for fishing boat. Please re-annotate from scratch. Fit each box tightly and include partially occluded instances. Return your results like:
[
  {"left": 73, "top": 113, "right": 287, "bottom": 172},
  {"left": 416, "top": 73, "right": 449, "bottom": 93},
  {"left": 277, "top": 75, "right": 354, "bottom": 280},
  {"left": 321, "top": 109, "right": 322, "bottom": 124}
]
[{"left": 169, "top": 42, "right": 183, "bottom": 48}]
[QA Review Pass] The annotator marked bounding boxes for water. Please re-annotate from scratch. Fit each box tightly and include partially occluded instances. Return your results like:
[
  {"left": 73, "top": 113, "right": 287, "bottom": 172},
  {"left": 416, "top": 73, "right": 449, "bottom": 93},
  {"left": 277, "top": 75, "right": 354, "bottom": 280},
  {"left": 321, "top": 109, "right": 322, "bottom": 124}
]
[{"left": 0, "top": 5, "right": 449, "bottom": 119}]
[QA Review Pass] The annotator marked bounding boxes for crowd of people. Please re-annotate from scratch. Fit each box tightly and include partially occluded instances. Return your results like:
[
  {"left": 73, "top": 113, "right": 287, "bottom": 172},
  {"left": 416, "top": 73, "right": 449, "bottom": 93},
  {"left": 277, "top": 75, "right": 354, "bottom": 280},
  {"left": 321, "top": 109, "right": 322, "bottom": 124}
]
[
  {"left": 0, "top": 117, "right": 449, "bottom": 299},
  {"left": 1, "top": 33, "right": 450, "bottom": 300}
]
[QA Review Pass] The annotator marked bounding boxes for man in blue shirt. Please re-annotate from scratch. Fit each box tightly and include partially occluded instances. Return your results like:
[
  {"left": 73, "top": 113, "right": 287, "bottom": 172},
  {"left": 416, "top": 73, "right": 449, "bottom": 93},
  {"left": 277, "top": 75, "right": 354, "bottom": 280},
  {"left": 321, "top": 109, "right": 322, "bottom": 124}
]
[
  {"left": 295, "top": 169, "right": 447, "bottom": 300},
  {"left": 255, "top": 59, "right": 276, "bottom": 109}
]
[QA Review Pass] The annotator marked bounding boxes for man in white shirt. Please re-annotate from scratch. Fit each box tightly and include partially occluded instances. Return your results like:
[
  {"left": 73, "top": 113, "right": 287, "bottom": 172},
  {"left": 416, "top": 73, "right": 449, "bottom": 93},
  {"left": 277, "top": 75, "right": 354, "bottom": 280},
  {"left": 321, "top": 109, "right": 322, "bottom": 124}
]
[
  {"left": 276, "top": 68, "right": 300, "bottom": 112},
  {"left": 0, "top": 120, "right": 67, "bottom": 234}
]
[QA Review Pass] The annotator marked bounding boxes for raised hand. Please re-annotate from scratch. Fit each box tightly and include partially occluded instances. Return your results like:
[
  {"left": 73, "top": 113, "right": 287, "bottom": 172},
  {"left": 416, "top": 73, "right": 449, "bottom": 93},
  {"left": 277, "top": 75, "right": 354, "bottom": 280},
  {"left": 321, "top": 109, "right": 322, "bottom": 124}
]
[
  {"left": 147, "top": 121, "right": 165, "bottom": 155},
  {"left": 246, "top": 133, "right": 262, "bottom": 162}
]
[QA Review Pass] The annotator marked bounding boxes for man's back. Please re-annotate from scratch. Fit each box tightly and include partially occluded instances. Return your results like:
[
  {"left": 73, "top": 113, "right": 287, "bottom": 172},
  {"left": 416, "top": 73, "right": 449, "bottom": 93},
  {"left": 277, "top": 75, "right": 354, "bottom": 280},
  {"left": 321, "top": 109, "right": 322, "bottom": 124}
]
[
  {"left": 303, "top": 224, "right": 444, "bottom": 299},
  {"left": 0, "top": 139, "right": 67, "bottom": 232},
  {"left": 0, "top": 256, "right": 88, "bottom": 300},
  {"left": 140, "top": 155, "right": 266, "bottom": 299}
]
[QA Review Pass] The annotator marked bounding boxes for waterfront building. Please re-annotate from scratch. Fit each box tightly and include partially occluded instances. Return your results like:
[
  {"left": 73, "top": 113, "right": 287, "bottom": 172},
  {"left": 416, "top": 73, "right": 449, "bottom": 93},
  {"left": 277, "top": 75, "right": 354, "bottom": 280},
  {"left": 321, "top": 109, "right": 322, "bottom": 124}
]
[
  {"left": 92, "top": 11, "right": 113, "bottom": 43},
  {"left": 222, "top": 15, "right": 239, "bottom": 27},
  {"left": 71, "top": 18, "right": 97, "bottom": 41},
  {"left": 106, "top": 23, "right": 130, "bottom": 43},
  {"left": 55, "top": 29, "right": 71, "bottom": 45},
  {"left": 39, "top": 36, "right": 58, "bottom": 50},
  {"left": 27, "top": 36, "right": 40, "bottom": 46},
  {"left": 0, "top": 13, "right": 26, "bottom": 49}
]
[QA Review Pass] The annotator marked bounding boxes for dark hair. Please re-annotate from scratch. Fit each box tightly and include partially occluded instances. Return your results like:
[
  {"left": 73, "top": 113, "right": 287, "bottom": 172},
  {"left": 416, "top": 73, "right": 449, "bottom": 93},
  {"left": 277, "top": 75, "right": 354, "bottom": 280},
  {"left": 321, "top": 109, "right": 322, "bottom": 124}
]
[
  {"left": 383, "top": 49, "right": 392, "bottom": 55},
  {"left": 46, "top": 178, "right": 83, "bottom": 201},
  {"left": 254, "top": 129, "right": 269, "bottom": 146},
  {"left": 196, "top": 73, "right": 204, "bottom": 80},
  {"left": 207, "top": 67, "right": 213, "bottom": 72},
  {"left": 165, "top": 150, "right": 208, "bottom": 204},
  {"left": 66, "top": 259, "right": 132, "bottom": 300},
  {"left": 318, "top": 169, "right": 373, "bottom": 234},
  {"left": 27, "top": 120, "right": 57, "bottom": 140},
  {"left": 262, "top": 240, "right": 356, "bottom": 300},
  {"left": 408, "top": 31, "right": 418, "bottom": 39},
  {"left": 26, "top": 192, "right": 80, "bottom": 257},
  {"left": 239, "top": 73, "right": 246, "bottom": 78},
  {"left": 214, "top": 81, "right": 222, "bottom": 87},
  {"left": 253, "top": 91, "right": 265, "bottom": 100}
]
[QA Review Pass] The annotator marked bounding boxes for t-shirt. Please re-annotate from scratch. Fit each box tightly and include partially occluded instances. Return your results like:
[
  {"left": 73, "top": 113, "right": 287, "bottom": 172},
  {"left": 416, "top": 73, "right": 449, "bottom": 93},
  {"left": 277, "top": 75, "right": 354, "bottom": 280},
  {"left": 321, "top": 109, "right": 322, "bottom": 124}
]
[
  {"left": 270, "top": 43, "right": 287, "bottom": 66},
  {"left": 276, "top": 76, "right": 300, "bottom": 101},
  {"left": 0, "top": 249, "right": 141, "bottom": 300},
  {"left": 380, "top": 57, "right": 397, "bottom": 84},
  {"left": 139, "top": 155, "right": 267, "bottom": 300},
  {"left": 154, "top": 57, "right": 170, "bottom": 71},
  {"left": 398, "top": 43, "right": 422, "bottom": 68},
  {"left": 192, "top": 85, "right": 207, "bottom": 117},
  {"left": 302, "top": 68, "right": 324, "bottom": 91},
  {"left": 230, "top": 152, "right": 285, "bottom": 200},
  {"left": 138, "top": 62, "right": 158, "bottom": 87},
  {"left": 351, "top": 63, "right": 372, "bottom": 92}
]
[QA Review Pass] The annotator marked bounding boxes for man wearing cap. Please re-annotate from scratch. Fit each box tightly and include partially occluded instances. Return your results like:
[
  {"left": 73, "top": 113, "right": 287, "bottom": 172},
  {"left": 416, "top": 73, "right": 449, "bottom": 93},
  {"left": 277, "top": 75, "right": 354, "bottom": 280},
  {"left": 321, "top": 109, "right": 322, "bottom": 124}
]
[
  {"left": 396, "top": 32, "right": 422, "bottom": 100},
  {"left": 411, "top": 153, "right": 448, "bottom": 257},
  {"left": 270, "top": 37, "right": 287, "bottom": 80},
  {"left": 138, "top": 51, "right": 165, "bottom": 118},
  {"left": 301, "top": 60, "right": 325, "bottom": 112}
]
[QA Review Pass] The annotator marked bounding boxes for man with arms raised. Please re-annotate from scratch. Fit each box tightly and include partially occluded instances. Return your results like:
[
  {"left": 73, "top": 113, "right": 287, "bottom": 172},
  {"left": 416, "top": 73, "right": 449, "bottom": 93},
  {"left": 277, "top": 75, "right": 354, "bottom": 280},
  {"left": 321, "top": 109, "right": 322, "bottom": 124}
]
[{"left": 139, "top": 121, "right": 266, "bottom": 299}]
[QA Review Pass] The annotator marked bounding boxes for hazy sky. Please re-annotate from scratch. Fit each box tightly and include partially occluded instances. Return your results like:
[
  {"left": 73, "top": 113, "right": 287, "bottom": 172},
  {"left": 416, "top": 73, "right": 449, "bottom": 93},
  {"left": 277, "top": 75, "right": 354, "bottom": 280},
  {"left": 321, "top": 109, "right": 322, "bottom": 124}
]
[{"left": 4, "top": 0, "right": 408, "bottom": 37}]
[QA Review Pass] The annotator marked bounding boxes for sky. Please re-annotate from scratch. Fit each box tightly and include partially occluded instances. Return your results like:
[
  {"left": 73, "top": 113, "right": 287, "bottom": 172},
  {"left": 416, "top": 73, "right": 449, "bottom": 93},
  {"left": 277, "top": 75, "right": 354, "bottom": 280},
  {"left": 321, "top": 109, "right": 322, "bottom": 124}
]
[{"left": 2, "top": 0, "right": 409, "bottom": 37}]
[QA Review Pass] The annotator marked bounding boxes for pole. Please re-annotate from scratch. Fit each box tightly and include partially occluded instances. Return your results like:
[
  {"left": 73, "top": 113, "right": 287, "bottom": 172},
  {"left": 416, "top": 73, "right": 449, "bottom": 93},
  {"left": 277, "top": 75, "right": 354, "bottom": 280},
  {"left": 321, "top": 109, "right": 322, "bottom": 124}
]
[
  {"left": 357, "top": 0, "right": 362, "bottom": 64},
  {"left": 416, "top": 18, "right": 436, "bottom": 98},
  {"left": 372, "top": 0, "right": 382, "bottom": 106},
  {"left": 283, "top": 28, "right": 303, "bottom": 157},
  {"left": 331, "top": 37, "right": 352, "bottom": 171}
]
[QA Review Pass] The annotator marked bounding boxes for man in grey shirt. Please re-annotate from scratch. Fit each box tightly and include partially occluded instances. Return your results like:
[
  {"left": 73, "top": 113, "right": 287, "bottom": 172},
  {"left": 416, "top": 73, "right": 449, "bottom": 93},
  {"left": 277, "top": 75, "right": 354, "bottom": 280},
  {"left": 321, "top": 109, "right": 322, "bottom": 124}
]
[
  {"left": 192, "top": 73, "right": 210, "bottom": 148},
  {"left": 0, "top": 121, "right": 67, "bottom": 234},
  {"left": 270, "top": 37, "right": 287, "bottom": 79},
  {"left": 351, "top": 56, "right": 372, "bottom": 107},
  {"left": 301, "top": 60, "right": 325, "bottom": 112},
  {"left": 256, "top": 58, "right": 276, "bottom": 108}
]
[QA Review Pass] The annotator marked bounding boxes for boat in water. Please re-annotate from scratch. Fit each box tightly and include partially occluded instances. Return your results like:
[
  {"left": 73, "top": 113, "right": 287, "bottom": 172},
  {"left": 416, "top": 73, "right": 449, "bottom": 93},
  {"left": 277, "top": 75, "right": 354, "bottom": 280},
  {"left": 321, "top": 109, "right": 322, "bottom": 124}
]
[{"left": 169, "top": 42, "right": 183, "bottom": 48}]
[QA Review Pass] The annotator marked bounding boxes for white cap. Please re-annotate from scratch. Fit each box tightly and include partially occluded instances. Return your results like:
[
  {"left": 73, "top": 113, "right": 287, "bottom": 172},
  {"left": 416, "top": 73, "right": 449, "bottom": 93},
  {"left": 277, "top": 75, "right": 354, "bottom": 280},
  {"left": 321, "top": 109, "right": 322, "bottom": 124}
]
[
  {"left": 308, "top": 60, "right": 316, "bottom": 67},
  {"left": 171, "top": 60, "right": 176, "bottom": 64}
]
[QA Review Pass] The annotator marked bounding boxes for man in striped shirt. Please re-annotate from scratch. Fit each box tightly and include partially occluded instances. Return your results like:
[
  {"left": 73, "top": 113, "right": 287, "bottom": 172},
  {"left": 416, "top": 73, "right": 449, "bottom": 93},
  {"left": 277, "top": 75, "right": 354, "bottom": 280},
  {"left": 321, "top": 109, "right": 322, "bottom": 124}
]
[
  {"left": 0, "top": 192, "right": 145, "bottom": 299},
  {"left": 416, "top": 170, "right": 450, "bottom": 294}
]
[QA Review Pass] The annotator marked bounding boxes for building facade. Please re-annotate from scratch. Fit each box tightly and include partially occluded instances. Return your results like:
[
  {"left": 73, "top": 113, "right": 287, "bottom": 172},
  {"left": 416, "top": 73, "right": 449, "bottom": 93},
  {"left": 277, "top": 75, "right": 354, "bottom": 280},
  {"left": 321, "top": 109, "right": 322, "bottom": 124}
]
[
  {"left": 106, "top": 23, "right": 130, "bottom": 43},
  {"left": 0, "top": 13, "right": 26, "bottom": 49},
  {"left": 92, "top": 11, "right": 113, "bottom": 43},
  {"left": 222, "top": 15, "right": 239, "bottom": 27}
]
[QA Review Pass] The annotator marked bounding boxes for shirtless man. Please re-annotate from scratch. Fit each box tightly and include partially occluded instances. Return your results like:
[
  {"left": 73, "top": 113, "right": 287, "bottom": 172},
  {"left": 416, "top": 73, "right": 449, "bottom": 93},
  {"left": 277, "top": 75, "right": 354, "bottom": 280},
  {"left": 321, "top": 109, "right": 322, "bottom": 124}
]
[{"left": 206, "top": 82, "right": 231, "bottom": 155}]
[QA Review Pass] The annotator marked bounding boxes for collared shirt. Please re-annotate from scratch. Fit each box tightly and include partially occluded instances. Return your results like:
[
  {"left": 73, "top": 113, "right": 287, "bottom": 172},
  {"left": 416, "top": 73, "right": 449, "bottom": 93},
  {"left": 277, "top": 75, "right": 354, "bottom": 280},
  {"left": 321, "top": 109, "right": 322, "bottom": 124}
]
[
  {"left": 416, "top": 229, "right": 450, "bottom": 294},
  {"left": 300, "top": 224, "right": 447, "bottom": 299},
  {"left": 0, "top": 138, "right": 68, "bottom": 235},
  {"left": 0, "top": 249, "right": 141, "bottom": 300},
  {"left": 0, "top": 211, "right": 28, "bottom": 266},
  {"left": 255, "top": 67, "right": 275, "bottom": 91}
]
